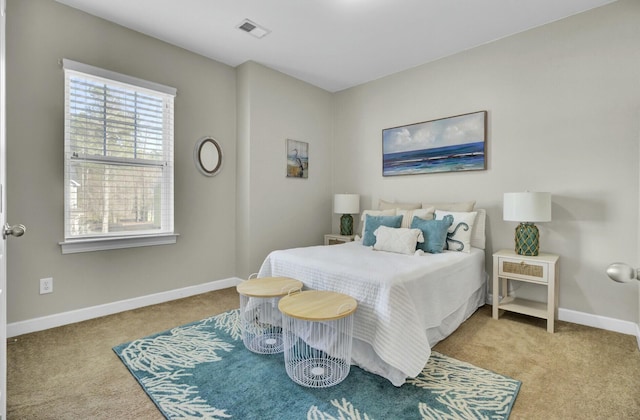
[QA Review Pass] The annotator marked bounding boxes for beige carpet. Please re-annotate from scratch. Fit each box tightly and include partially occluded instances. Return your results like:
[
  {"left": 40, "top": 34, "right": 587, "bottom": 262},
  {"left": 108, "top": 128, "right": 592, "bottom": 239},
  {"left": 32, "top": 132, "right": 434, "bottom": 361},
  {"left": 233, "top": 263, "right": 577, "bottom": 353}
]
[{"left": 7, "top": 287, "right": 640, "bottom": 419}]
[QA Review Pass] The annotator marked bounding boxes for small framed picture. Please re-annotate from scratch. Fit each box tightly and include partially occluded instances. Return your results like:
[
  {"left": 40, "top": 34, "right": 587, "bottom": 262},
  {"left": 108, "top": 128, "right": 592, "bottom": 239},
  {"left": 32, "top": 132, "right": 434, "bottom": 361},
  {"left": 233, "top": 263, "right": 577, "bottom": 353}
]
[{"left": 286, "top": 139, "right": 308, "bottom": 178}]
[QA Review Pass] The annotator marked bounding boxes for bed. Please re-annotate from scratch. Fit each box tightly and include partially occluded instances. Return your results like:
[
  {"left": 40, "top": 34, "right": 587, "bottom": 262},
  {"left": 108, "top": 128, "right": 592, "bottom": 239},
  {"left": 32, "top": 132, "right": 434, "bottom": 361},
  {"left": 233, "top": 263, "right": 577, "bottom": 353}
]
[{"left": 257, "top": 207, "right": 487, "bottom": 386}]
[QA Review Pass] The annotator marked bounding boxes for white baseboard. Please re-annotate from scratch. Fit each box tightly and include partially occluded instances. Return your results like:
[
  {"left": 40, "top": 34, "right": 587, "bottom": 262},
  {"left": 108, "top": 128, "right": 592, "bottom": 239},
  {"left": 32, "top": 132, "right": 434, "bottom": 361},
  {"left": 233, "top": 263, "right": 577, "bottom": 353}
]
[
  {"left": 486, "top": 292, "right": 639, "bottom": 340},
  {"left": 558, "top": 308, "right": 639, "bottom": 336},
  {"left": 9, "top": 281, "right": 640, "bottom": 350},
  {"left": 7, "top": 277, "right": 243, "bottom": 338}
]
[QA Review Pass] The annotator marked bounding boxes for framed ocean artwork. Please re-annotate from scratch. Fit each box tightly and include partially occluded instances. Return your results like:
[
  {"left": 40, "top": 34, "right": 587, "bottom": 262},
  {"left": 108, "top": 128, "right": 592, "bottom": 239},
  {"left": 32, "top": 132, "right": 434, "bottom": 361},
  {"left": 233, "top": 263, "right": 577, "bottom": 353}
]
[
  {"left": 286, "top": 139, "right": 309, "bottom": 178},
  {"left": 382, "top": 111, "right": 487, "bottom": 176}
]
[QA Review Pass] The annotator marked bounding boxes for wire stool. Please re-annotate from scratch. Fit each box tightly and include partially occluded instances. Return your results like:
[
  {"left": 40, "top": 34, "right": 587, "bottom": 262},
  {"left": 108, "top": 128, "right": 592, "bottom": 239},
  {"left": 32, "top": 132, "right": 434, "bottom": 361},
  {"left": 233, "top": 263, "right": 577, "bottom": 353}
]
[
  {"left": 236, "top": 275, "right": 303, "bottom": 354},
  {"left": 278, "top": 290, "right": 358, "bottom": 388}
]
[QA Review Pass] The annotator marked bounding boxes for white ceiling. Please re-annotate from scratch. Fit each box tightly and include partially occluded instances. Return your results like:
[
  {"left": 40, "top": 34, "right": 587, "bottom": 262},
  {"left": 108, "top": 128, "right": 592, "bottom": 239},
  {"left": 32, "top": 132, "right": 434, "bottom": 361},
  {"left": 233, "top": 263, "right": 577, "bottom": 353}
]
[{"left": 55, "top": 0, "right": 615, "bottom": 92}]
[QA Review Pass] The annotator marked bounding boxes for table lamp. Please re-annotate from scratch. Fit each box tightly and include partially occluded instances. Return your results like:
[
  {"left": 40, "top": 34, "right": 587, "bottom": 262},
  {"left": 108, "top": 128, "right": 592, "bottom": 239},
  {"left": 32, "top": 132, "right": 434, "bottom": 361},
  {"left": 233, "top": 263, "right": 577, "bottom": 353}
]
[
  {"left": 334, "top": 194, "right": 360, "bottom": 236},
  {"left": 503, "top": 192, "right": 551, "bottom": 256}
]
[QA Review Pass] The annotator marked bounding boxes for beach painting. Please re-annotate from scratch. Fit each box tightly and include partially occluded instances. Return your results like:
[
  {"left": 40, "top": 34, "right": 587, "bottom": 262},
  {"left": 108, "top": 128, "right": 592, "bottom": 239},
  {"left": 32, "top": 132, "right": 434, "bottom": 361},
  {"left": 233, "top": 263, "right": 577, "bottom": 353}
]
[
  {"left": 286, "top": 139, "right": 309, "bottom": 178},
  {"left": 382, "top": 111, "right": 487, "bottom": 176}
]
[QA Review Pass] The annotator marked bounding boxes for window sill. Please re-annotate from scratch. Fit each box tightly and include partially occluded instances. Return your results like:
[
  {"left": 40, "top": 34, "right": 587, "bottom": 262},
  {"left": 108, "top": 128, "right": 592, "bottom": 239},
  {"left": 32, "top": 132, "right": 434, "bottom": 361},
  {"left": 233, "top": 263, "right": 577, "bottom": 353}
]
[{"left": 59, "top": 233, "right": 179, "bottom": 254}]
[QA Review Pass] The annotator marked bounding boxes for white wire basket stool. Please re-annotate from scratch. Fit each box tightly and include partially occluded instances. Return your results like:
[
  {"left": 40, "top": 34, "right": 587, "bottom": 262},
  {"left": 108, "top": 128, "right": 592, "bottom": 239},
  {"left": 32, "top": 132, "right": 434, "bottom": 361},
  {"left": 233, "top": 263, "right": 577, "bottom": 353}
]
[
  {"left": 236, "top": 275, "right": 303, "bottom": 354},
  {"left": 278, "top": 290, "right": 358, "bottom": 388}
]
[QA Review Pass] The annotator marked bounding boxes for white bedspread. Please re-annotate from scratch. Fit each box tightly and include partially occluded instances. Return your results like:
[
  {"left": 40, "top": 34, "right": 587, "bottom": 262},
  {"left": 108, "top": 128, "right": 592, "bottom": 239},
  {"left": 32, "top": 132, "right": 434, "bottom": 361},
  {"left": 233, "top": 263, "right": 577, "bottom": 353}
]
[{"left": 258, "top": 241, "right": 485, "bottom": 386}]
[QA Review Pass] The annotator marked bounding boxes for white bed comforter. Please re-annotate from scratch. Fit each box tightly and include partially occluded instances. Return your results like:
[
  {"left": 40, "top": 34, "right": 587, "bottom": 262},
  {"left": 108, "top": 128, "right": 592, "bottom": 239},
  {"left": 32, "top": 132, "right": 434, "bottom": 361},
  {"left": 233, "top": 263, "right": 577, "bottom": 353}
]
[{"left": 258, "top": 241, "right": 485, "bottom": 386}]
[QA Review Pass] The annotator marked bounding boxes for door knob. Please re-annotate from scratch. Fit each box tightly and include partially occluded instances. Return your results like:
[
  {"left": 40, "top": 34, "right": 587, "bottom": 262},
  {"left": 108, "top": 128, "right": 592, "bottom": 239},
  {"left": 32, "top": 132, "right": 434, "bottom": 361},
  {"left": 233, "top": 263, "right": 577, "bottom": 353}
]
[
  {"left": 3, "top": 223, "right": 26, "bottom": 239},
  {"left": 606, "top": 262, "right": 639, "bottom": 283}
]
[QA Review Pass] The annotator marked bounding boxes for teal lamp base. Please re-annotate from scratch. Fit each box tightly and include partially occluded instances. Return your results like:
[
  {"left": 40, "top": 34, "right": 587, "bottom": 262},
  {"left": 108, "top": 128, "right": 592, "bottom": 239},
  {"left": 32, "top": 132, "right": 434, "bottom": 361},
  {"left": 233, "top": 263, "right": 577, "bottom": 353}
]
[
  {"left": 515, "top": 223, "right": 540, "bottom": 256},
  {"left": 340, "top": 214, "right": 354, "bottom": 236}
]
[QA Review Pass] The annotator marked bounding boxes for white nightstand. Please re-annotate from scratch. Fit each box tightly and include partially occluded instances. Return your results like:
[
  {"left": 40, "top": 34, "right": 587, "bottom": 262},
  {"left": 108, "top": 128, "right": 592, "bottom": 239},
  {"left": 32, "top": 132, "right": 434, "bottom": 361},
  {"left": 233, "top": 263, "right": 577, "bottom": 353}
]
[
  {"left": 492, "top": 249, "right": 560, "bottom": 333},
  {"left": 324, "top": 234, "right": 354, "bottom": 246}
]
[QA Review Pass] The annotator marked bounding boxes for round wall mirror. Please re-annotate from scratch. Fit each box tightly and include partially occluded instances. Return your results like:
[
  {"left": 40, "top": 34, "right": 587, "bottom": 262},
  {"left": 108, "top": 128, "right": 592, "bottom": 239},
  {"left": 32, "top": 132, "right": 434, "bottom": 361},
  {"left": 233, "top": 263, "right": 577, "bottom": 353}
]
[{"left": 194, "top": 137, "right": 223, "bottom": 176}]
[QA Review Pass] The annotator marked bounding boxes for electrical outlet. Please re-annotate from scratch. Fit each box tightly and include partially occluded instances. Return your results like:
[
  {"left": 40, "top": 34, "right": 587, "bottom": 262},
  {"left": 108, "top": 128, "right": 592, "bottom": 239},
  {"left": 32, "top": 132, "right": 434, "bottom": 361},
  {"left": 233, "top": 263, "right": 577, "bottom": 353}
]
[{"left": 40, "top": 277, "right": 53, "bottom": 294}]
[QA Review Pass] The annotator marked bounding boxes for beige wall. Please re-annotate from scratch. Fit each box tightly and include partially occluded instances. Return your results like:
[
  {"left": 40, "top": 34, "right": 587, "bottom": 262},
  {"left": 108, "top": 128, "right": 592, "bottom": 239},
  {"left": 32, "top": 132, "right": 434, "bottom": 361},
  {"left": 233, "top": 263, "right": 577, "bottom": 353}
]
[
  {"left": 333, "top": 0, "right": 640, "bottom": 322},
  {"left": 6, "top": 0, "right": 237, "bottom": 322},
  {"left": 236, "top": 62, "right": 333, "bottom": 278}
]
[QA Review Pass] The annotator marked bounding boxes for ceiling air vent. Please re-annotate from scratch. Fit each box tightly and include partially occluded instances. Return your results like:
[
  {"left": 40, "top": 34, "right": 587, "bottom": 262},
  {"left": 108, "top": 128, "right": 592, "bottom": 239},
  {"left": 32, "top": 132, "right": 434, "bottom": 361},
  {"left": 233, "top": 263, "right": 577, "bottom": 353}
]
[{"left": 237, "top": 19, "right": 270, "bottom": 39}]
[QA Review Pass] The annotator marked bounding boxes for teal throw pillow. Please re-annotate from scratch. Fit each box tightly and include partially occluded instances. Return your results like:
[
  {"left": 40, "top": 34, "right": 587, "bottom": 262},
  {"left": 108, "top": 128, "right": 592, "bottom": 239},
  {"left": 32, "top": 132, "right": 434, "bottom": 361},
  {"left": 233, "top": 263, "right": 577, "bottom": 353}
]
[
  {"left": 411, "top": 215, "right": 454, "bottom": 253},
  {"left": 363, "top": 214, "right": 403, "bottom": 247}
]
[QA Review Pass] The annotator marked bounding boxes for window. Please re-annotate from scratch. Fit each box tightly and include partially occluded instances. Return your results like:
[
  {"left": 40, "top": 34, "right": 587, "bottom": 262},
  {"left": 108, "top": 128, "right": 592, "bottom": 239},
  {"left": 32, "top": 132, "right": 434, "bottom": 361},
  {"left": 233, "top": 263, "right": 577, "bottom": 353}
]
[{"left": 61, "top": 59, "right": 177, "bottom": 254}]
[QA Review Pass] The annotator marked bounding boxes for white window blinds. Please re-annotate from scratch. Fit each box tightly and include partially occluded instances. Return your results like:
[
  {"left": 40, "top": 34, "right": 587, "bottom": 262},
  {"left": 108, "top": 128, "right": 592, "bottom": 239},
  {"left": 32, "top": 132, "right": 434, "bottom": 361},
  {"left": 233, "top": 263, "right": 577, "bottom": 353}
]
[{"left": 63, "top": 59, "right": 176, "bottom": 242}]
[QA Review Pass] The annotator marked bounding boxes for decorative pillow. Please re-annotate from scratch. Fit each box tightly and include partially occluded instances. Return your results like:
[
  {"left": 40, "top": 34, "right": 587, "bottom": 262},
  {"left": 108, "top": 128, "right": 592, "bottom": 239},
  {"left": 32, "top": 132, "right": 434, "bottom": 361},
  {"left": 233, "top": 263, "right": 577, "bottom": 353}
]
[
  {"left": 471, "top": 209, "right": 486, "bottom": 250},
  {"left": 422, "top": 201, "right": 476, "bottom": 212},
  {"left": 373, "top": 226, "right": 424, "bottom": 255},
  {"left": 362, "top": 214, "right": 403, "bottom": 247},
  {"left": 360, "top": 209, "right": 396, "bottom": 236},
  {"left": 435, "top": 210, "right": 478, "bottom": 253},
  {"left": 396, "top": 207, "right": 435, "bottom": 228},
  {"left": 378, "top": 199, "right": 421, "bottom": 211},
  {"left": 411, "top": 215, "right": 453, "bottom": 253}
]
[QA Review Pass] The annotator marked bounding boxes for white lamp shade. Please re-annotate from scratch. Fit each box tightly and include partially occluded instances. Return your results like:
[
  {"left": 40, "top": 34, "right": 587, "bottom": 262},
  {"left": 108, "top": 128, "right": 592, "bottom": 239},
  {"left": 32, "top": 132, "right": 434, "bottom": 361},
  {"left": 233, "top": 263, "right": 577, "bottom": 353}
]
[
  {"left": 334, "top": 194, "right": 360, "bottom": 214},
  {"left": 503, "top": 192, "right": 551, "bottom": 222}
]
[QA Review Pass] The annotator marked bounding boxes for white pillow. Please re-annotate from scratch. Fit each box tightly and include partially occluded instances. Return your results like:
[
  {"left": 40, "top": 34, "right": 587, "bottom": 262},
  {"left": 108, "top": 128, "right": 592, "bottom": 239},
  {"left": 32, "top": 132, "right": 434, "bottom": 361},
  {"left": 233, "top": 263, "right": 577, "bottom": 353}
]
[
  {"left": 471, "top": 209, "right": 486, "bottom": 250},
  {"left": 396, "top": 206, "right": 435, "bottom": 228},
  {"left": 435, "top": 210, "right": 478, "bottom": 253},
  {"left": 373, "top": 226, "right": 424, "bottom": 255},
  {"left": 360, "top": 209, "right": 396, "bottom": 236}
]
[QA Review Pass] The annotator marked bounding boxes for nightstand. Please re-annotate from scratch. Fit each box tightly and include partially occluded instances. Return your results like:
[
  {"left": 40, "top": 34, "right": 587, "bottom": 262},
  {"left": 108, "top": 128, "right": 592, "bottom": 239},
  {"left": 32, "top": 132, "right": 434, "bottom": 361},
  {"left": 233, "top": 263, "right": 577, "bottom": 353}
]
[
  {"left": 492, "top": 249, "right": 559, "bottom": 333},
  {"left": 324, "top": 234, "right": 354, "bottom": 245}
]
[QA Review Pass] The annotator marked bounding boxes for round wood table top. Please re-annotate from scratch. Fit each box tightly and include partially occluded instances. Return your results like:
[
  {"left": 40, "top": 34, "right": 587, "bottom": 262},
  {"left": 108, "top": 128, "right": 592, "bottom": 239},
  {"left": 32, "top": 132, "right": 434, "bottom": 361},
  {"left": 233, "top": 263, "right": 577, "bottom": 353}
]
[
  {"left": 236, "top": 276, "right": 303, "bottom": 298},
  {"left": 278, "top": 290, "right": 358, "bottom": 321}
]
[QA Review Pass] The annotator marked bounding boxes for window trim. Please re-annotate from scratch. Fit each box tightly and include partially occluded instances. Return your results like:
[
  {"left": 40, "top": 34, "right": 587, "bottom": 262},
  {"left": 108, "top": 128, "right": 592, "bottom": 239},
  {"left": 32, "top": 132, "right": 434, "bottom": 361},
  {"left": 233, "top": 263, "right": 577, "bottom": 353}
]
[
  {"left": 61, "top": 59, "right": 177, "bottom": 253},
  {"left": 62, "top": 59, "right": 177, "bottom": 96},
  {"left": 59, "top": 233, "right": 179, "bottom": 254}
]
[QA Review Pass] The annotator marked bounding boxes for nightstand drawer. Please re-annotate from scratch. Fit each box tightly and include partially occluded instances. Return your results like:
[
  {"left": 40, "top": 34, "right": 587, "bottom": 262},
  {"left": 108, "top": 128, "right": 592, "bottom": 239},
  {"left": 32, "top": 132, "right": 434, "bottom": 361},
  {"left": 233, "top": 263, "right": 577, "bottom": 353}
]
[
  {"left": 498, "top": 257, "right": 549, "bottom": 283},
  {"left": 324, "top": 234, "right": 354, "bottom": 246}
]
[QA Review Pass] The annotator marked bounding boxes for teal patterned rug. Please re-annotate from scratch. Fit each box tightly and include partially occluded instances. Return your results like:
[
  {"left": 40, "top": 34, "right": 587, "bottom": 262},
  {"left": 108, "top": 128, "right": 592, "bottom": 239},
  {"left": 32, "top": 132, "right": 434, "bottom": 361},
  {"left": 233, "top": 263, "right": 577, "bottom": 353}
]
[{"left": 113, "top": 309, "right": 520, "bottom": 419}]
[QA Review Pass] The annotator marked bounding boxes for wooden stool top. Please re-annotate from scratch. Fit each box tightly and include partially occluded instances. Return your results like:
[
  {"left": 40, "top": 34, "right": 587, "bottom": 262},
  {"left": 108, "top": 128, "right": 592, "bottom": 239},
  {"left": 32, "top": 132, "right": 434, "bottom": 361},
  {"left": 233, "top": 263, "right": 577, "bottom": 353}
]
[
  {"left": 236, "top": 276, "right": 303, "bottom": 298},
  {"left": 278, "top": 290, "right": 357, "bottom": 321}
]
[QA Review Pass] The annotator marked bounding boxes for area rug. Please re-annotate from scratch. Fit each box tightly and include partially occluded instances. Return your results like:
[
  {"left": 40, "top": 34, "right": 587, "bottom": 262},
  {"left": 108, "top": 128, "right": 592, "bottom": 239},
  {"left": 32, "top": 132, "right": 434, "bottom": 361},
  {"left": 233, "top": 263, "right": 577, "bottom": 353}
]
[{"left": 113, "top": 309, "right": 521, "bottom": 419}]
